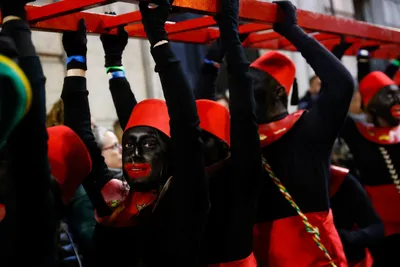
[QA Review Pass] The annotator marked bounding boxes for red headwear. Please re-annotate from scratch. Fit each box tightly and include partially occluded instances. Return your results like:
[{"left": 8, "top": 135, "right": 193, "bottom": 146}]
[
  {"left": 124, "top": 99, "right": 170, "bottom": 137},
  {"left": 359, "top": 71, "right": 396, "bottom": 105},
  {"left": 47, "top": 126, "right": 92, "bottom": 204},
  {"left": 250, "top": 51, "right": 296, "bottom": 95},
  {"left": 196, "top": 99, "right": 230, "bottom": 146}
]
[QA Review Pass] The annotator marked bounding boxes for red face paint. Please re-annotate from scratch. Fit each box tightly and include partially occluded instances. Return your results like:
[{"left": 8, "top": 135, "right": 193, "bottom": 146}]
[
  {"left": 391, "top": 104, "right": 400, "bottom": 119},
  {"left": 124, "top": 163, "right": 152, "bottom": 179}
]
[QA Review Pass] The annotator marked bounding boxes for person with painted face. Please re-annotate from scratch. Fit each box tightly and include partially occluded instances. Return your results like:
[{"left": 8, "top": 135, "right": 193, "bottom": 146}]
[
  {"left": 329, "top": 165, "right": 384, "bottom": 267},
  {"left": 198, "top": 0, "right": 262, "bottom": 264},
  {"left": 250, "top": 1, "right": 354, "bottom": 266},
  {"left": 0, "top": 0, "right": 60, "bottom": 265},
  {"left": 339, "top": 71, "right": 400, "bottom": 266},
  {"left": 99, "top": 4, "right": 261, "bottom": 265},
  {"left": 61, "top": 6, "right": 209, "bottom": 266}
]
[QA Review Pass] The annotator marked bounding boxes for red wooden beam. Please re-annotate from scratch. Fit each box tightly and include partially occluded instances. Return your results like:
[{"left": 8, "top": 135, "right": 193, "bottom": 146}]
[
  {"left": 171, "top": 0, "right": 400, "bottom": 43},
  {"left": 0, "top": 0, "right": 396, "bottom": 59},
  {"left": 102, "top": 11, "right": 142, "bottom": 30},
  {"left": 27, "top": 0, "right": 116, "bottom": 22}
]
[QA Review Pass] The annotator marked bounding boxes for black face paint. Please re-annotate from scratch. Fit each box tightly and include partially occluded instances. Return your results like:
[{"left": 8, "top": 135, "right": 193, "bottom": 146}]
[
  {"left": 201, "top": 130, "right": 229, "bottom": 166},
  {"left": 251, "top": 68, "right": 288, "bottom": 124},
  {"left": 368, "top": 85, "right": 400, "bottom": 127},
  {"left": 122, "top": 126, "right": 169, "bottom": 192}
]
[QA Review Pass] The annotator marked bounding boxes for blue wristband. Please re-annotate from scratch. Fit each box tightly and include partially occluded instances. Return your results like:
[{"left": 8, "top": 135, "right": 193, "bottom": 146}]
[
  {"left": 109, "top": 71, "right": 125, "bottom": 80},
  {"left": 204, "top": 58, "right": 220, "bottom": 68},
  {"left": 66, "top": 55, "right": 86, "bottom": 65}
]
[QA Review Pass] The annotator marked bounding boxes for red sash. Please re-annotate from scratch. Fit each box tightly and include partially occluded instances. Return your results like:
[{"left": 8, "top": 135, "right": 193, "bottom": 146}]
[
  {"left": 0, "top": 203, "right": 5, "bottom": 222},
  {"left": 253, "top": 210, "right": 347, "bottom": 267},
  {"left": 208, "top": 253, "right": 257, "bottom": 267},
  {"left": 259, "top": 110, "right": 305, "bottom": 147},
  {"left": 355, "top": 122, "right": 400, "bottom": 145},
  {"left": 330, "top": 166, "right": 349, "bottom": 197},
  {"left": 364, "top": 184, "right": 400, "bottom": 236}
]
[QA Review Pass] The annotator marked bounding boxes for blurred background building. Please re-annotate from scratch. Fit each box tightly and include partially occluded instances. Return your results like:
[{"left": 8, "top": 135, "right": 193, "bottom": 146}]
[{"left": 36, "top": 0, "right": 400, "bottom": 127}]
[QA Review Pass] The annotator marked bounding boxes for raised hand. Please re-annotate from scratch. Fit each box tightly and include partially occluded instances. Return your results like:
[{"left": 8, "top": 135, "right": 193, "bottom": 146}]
[
  {"left": 62, "top": 19, "right": 88, "bottom": 70},
  {"left": 0, "top": 0, "right": 35, "bottom": 20},
  {"left": 273, "top": 0, "right": 298, "bottom": 36},
  {"left": 100, "top": 21, "right": 128, "bottom": 69},
  {"left": 139, "top": 0, "right": 170, "bottom": 47}
]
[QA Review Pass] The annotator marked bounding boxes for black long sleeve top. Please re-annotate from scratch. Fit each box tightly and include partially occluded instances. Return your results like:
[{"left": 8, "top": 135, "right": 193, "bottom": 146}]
[
  {"left": 144, "top": 43, "right": 209, "bottom": 267},
  {"left": 3, "top": 20, "right": 57, "bottom": 267},
  {"left": 340, "top": 118, "right": 400, "bottom": 186},
  {"left": 207, "top": 43, "right": 262, "bottom": 264},
  {"left": 331, "top": 173, "right": 384, "bottom": 261},
  {"left": 258, "top": 25, "right": 355, "bottom": 222},
  {"left": 108, "top": 77, "right": 137, "bottom": 130}
]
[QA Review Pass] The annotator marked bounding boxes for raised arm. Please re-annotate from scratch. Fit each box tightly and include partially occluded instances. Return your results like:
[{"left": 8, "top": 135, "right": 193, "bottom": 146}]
[
  {"left": 100, "top": 24, "right": 137, "bottom": 129},
  {"left": 384, "top": 56, "right": 400, "bottom": 80},
  {"left": 216, "top": 0, "right": 262, "bottom": 259},
  {"left": 1, "top": 2, "right": 57, "bottom": 265},
  {"left": 60, "top": 20, "right": 116, "bottom": 217},
  {"left": 194, "top": 39, "right": 223, "bottom": 100},
  {"left": 274, "top": 1, "right": 354, "bottom": 147},
  {"left": 139, "top": 2, "right": 208, "bottom": 264}
]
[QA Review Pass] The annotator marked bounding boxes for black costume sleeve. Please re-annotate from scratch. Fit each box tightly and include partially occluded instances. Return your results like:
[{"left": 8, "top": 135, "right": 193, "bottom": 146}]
[
  {"left": 3, "top": 19, "right": 58, "bottom": 266},
  {"left": 331, "top": 41, "right": 353, "bottom": 61},
  {"left": 285, "top": 26, "right": 354, "bottom": 149},
  {"left": 334, "top": 174, "right": 384, "bottom": 260},
  {"left": 194, "top": 62, "right": 220, "bottom": 100},
  {"left": 61, "top": 76, "right": 113, "bottom": 217},
  {"left": 384, "top": 60, "right": 400, "bottom": 80},
  {"left": 109, "top": 77, "right": 137, "bottom": 130},
  {"left": 150, "top": 43, "right": 209, "bottom": 264},
  {"left": 357, "top": 52, "right": 371, "bottom": 83},
  {"left": 225, "top": 44, "right": 262, "bottom": 260}
]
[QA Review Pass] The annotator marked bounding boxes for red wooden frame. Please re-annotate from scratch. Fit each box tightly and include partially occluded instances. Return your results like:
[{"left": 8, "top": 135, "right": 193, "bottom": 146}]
[{"left": 0, "top": 0, "right": 399, "bottom": 59}]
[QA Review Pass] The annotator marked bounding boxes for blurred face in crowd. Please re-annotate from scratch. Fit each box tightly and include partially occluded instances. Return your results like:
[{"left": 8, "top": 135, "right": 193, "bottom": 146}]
[
  {"left": 367, "top": 85, "right": 400, "bottom": 127},
  {"left": 122, "top": 126, "right": 169, "bottom": 191},
  {"left": 309, "top": 76, "right": 321, "bottom": 95},
  {"left": 102, "top": 131, "right": 123, "bottom": 169}
]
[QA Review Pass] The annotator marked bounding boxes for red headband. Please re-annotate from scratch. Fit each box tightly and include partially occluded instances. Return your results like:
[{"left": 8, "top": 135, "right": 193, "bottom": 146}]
[{"left": 250, "top": 51, "right": 296, "bottom": 95}]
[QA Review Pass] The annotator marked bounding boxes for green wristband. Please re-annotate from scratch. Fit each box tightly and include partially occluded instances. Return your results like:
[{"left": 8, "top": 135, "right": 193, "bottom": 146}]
[
  {"left": 106, "top": 66, "right": 125, "bottom": 73},
  {"left": 392, "top": 59, "right": 400, "bottom": 67}
]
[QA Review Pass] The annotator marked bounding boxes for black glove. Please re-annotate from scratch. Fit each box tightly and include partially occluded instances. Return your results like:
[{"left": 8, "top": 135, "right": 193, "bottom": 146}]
[
  {"left": 214, "top": 0, "right": 240, "bottom": 48},
  {"left": 139, "top": 1, "right": 170, "bottom": 47},
  {"left": 0, "top": 0, "right": 33, "bottom": 20},
  {"left": 273, "top": 1, "right": 298, "bottom": 36},
  {"left": 0, "top": 34, "right": 19, "bottom": 59},
  {"left": 62, "top": 19, "right": 88, "bottom": 70},
  {"left": 100, "top": 22, "right": 128, "bottom": 70}
]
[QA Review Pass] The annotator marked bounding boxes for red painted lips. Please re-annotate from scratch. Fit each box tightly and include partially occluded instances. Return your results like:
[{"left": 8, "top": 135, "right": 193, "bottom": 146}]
[
  {"left": 124, "top": 163, "right": 151, "bottom": 179},
  {"left": 391, "top": 104, "right": 400, "bottom": 119}
]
